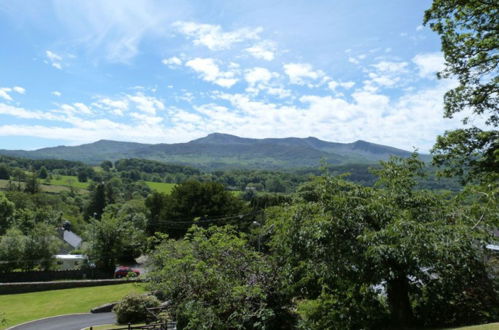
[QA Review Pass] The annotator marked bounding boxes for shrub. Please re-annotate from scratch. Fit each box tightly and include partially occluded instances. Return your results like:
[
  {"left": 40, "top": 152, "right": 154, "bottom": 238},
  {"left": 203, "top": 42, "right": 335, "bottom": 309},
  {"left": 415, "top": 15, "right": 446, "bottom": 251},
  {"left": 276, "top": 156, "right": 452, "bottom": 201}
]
[{"left": 113, "top": 294, "right": 160, "bottom": 324}]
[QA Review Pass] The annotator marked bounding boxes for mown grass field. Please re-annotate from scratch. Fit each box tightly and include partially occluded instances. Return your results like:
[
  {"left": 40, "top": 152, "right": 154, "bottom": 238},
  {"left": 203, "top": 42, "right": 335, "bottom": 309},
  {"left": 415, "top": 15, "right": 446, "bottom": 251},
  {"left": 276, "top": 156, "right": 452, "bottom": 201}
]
[
  {"left": 0, "top": 283, "right": 146, "bottom": 329},
  {"left": 144, "top": 181, "right": 176, "bottom": 194},
  {"left": 45, "top": 175, "right": 91, "bottom": 189}
]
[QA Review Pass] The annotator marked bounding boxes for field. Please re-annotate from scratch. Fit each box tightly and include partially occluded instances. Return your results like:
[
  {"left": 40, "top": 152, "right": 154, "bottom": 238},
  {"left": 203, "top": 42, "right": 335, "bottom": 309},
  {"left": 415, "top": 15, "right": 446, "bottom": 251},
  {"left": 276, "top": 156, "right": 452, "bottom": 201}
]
[
  {"left": 0, "top": 283, "right": 145, "bottom": 329},
  {"left": 45, "top": 175, "right": 91, "bottom": 189},
  {"left": 0, "top": 178, "right": 85, "bottom": 194},
  {"left": 144, "top": 181, "right": 176, "bottom": 194}
]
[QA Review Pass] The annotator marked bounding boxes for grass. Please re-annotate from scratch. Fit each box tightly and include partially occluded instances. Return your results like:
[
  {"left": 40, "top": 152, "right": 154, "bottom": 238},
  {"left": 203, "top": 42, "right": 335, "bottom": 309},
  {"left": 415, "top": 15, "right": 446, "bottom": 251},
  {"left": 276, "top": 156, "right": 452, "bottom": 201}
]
[
  {"left": 0, "top": 283, "right": 146, "bottom": 329},
  {"left": 145, "top": 181, "right": 176, "bottom": 194},
  {"left": 46, "top": 175, "right": 91, "bottom": 189},
  {"left": 0, "top": 179, "right": 10, "bottom": 190}
]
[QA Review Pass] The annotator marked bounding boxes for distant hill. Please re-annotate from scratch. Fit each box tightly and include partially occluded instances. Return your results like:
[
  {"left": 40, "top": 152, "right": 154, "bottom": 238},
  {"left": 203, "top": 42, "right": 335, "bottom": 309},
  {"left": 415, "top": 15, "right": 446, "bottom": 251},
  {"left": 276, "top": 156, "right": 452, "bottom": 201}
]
[{"left": 0, "top": 133, "right": 429, "bottom": 170}]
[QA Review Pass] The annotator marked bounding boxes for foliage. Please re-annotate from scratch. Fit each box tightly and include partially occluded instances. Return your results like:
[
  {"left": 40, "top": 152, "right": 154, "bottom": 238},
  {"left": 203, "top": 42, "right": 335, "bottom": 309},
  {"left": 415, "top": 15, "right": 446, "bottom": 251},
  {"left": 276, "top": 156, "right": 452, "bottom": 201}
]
[
  {"left": 266, "top": 154, "right": 498, "bottom": 328},
  {"left": 249, "top": 192, "right": 292, "bottom": 210},
  {"left": 85, "top": 183, "right": 107, "bottom": 219},
  {"left": 113, "top": 294, "right": 160, "bottom": 324},
  {"left": 296, "top": 287, "right": 388, "bottom": 330},
  {"left": 0, "top": 164, "right": 10, "bottom": 180},
  {"left": 23, "top": 222, "right": 62, "bottom": 270},
  {"left": 0, "top": 227, "right": 27, "bottom": 272},
  {"left": 0, "top": 192, "right": 15, "bottom": 234},
  {"left": 424, "top": 0, "right": 498, "bottom": 182},
  {"left": 0, "top": 223, "right": 61, "bottom": 272},
  {"left": 145, "top": 180, "right": 246, "bottom": 238},
  {"left": 38, "top": 166, "right": 48, "bottom": 179},
  {"left": 83, "top": 212, "right": 145, "bottom": 271},
  {"left": 147, "top": 225, "right": 294, "bottom": 329},
  {"left": 115, "top": 158, "right": 200, "bottom": 176},
  {"left": 24, "top": 171, "right": 39, "bottom": 194},
  {"left": 100, "top": 160, "right": 113, "bottom": 171}
]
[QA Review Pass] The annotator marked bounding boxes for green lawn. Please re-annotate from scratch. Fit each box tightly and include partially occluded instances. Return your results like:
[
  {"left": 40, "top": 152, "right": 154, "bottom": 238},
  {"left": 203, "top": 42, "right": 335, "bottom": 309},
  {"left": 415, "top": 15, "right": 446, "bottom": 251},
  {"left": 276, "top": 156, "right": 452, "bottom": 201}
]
[
  {"left": 145, "top": 181, "right": 176, "bottom": 194},
  {"left": 0, "top": 283, "right": 146, "bottom": 329}
]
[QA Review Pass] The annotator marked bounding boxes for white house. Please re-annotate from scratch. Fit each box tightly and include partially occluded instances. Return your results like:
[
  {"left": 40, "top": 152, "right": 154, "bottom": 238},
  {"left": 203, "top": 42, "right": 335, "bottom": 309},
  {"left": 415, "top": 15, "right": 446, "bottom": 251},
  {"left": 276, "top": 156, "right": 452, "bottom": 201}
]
[{"left": 54, "top": 254, "right": 87, "bottom": 270}]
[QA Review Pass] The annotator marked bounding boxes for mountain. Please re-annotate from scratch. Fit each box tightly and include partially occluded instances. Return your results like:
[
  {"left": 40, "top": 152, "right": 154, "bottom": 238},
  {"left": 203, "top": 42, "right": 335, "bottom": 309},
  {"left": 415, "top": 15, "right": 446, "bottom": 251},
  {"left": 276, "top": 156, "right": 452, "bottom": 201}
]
[{"left": 0, "top": 133, "right": 427, "bottom": 170}]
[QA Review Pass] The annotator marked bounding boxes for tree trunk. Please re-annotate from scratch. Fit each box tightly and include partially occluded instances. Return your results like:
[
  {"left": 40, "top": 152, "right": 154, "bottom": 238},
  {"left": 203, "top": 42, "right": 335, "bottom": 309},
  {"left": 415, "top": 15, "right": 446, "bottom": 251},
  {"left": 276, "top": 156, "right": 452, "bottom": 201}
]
[{"left": 387, "top": 274, "right": 413, "bottom": 328}]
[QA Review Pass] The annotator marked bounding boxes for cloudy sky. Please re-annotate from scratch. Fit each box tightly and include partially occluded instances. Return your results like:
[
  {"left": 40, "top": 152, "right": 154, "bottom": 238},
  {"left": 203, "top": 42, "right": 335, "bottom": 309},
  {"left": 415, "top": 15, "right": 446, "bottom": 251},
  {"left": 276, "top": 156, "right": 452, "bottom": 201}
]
[{"left": 0, "top": 0, "right": 472, "bottom": 151}]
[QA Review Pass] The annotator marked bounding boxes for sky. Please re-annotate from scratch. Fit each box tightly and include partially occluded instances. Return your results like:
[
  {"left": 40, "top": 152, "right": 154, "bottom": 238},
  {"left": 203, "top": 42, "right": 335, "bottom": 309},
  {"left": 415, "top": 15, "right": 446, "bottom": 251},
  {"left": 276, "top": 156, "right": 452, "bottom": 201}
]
[{"left": 0, "top": 0, "right": 474, "bottom": 151}]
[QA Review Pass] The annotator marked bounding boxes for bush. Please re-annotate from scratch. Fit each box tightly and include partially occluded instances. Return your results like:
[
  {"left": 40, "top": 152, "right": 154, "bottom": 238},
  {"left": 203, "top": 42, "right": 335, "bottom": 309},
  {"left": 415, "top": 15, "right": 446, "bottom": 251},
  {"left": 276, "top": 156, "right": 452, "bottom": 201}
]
[{"left": 113, "top": 294, "right": 161, "bottom": 324}]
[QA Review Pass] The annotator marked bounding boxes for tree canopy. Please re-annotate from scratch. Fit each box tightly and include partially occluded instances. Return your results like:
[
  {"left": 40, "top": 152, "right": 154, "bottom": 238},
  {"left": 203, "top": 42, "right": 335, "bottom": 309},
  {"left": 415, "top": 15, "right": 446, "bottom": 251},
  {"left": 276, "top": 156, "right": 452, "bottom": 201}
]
[
  {"left": 266, "top": 155, "right": 498, "bottom": 328},
  {"left": 424, "top": 0, "right": 498, "bottom": 182}
]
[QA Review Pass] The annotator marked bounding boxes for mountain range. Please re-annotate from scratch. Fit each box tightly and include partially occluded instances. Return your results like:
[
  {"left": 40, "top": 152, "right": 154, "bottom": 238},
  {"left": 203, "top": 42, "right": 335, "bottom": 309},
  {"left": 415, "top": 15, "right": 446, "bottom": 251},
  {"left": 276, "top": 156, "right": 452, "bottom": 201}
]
[{"left": 0, "top": 133, "right": 427, "bottom": 170}]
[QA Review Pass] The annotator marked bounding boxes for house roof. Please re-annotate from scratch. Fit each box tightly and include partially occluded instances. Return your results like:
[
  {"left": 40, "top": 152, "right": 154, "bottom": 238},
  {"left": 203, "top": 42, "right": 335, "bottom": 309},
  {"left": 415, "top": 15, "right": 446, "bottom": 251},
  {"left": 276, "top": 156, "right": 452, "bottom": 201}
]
[{"left": 63, "top": 230, "right": 82, "bottom": 248}]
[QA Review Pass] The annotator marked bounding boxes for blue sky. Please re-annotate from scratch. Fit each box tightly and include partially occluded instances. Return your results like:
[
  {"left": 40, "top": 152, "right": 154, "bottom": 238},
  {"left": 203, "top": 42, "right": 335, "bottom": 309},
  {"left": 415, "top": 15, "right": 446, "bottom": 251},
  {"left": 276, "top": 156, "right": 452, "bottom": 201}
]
[{"left": 0, "top": 0, "right": 471, "bottom": 151}]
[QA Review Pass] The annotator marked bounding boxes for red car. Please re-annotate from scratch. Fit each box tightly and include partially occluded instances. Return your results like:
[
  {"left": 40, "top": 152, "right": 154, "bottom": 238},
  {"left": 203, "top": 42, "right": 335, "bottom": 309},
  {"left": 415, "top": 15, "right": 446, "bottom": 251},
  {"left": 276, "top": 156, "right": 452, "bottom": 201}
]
[{"left": 114, "top": 266, "right": 140, "bottom": 278}]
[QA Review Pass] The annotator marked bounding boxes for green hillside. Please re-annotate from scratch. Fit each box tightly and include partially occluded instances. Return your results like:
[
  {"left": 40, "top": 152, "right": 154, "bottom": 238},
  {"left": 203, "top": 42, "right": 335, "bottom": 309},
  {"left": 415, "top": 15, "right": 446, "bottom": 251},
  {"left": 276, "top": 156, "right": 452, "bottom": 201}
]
[{"left": 0, "top": 133, "right": 429, "bottom": 170}]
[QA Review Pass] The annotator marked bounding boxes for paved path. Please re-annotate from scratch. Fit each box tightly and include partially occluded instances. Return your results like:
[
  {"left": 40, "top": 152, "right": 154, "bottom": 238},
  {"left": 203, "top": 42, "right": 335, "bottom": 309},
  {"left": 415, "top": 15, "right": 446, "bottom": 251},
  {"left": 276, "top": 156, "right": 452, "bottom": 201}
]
[{"left": 8, "top": 312, "right": 116, "bottom": 330}]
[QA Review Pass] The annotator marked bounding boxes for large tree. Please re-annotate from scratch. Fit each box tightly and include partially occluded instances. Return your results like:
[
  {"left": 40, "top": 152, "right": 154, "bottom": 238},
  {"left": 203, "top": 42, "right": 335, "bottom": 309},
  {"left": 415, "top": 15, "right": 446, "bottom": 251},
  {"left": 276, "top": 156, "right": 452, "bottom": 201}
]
[
  {"left": 424, "top": 0, "right": 498, "bottom": 182},
  {"left": 83, "top": 213, "right": 144, "bottom": 271},
  {"left": 266, "top": 155, "right": 498, "bottom": 328},
  {"left": 145, "top": 180, "right": 246, "bottom": 238},
  {"left": 147, "top": 225, "right": 293, "bottom": 329}
]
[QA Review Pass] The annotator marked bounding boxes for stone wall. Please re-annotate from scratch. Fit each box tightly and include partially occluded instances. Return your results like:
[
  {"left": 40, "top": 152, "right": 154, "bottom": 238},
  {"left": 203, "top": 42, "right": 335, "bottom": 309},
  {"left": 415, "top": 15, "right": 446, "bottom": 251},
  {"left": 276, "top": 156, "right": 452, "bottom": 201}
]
[
  {"left": 0, "top": 269, "right": 112, "bottom": 283},
  {"left": 0, "top": 278, "right": 141, "bottom": 294}
]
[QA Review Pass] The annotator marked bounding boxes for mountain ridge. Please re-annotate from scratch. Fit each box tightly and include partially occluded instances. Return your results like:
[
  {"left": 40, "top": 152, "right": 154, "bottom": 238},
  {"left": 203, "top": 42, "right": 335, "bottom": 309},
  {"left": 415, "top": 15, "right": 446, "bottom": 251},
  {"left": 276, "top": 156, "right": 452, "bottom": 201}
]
[{"left": 0, "top": 133, "right": 427, "bottom": 170}]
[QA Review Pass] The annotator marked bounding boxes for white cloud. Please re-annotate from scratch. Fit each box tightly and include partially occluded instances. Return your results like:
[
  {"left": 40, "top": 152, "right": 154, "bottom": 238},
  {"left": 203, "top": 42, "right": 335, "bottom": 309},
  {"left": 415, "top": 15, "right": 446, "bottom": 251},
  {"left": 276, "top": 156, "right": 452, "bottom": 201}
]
[
  {"left": 45, "top": 50, "right": 63, "bottom": 69},
  {"left": 0, "top": 103, "right": 63, "bottom": 121},
  {"left": 372, "top": 61, "right": 408, "bottom": 73},
  {"left": 243, "top": 67, "right": 289, "bottom": 97},
  {"left": 0, "top": 89, "right": 13, "bottom": 101},
  {"left": 46, "top": 1, "right": 190, "bottom": 63},
  {"left": 244, "top": 67, "right": 273, "bottom": 86},
  {"left": 12, "top": 86, "right": 25, "bottom": 94},
  {"left": 328, "top": 81, "right": 355, "bottom": 91},
  {"left": 162, "top": 56, "right": 182, "bottom": 67},
  {"left": 283, "top": 63, "right": 324, "bottom": 85},
  {"left": 73, "top": 103, "right": 92, "bottom": 114},
  {"left": 0, "top": 86, "right": 26, "bottom": 101},
  {"left": 52, "top": 91, "right": 62, "bottom": 97},
  {"left": 245, "top": 41, "right": 276, "bottom": 61},
  {"left": 412, "top": 52, "right": 445, "bottom": 78},
  {"left": 130, "top": 112, "right": 163, "bottom": 125},
  {"left": 185, "top": 57, "right": 238, "bottom": 88},
  {"left": 0, "top": 77, "right": 468, "bottom": 152},
  {"left": 361, "top": 61, "right": 410, "bottom": 90},
  {"left": 93, "top": 97, "right": 129, "bottom": 116},
  {"left": 174, "top": 21, "right": 262, "bottom": 50},
  {"left": 128, "top": 93, "right": 165, "bottom": 115}
]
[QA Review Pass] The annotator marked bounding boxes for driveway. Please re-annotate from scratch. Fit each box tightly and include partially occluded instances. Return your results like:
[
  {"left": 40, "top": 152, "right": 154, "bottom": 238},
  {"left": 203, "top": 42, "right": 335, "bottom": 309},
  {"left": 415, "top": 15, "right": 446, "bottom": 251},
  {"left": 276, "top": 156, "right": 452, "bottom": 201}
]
[{"left": 8, "top": 312, "right": 116, "bottom": 330}]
